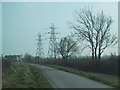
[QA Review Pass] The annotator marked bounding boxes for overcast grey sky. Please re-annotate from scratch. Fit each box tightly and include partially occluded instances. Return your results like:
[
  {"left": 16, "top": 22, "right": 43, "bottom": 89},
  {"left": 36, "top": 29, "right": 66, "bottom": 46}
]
[{"left": 2, "top": 2, "right": 118, "bottom": 56}]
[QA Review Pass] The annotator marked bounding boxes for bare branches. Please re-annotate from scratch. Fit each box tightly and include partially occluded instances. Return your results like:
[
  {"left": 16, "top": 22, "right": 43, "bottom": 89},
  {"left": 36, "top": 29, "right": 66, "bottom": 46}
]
[
  {"left": 70, "top": 8, "right": 117, "bottom": 61},
  {"left": 58, "top": 36, "right": 79, "bottom": 59}
]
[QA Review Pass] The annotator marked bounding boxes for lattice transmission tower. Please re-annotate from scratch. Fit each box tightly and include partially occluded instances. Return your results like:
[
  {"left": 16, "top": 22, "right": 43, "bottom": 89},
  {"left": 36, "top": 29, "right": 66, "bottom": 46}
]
[
  {"left": 36, "top": 33, "right": 44, "bottom": 58},
  {"left": 47, "top": 23, "right": 59, "bottom": 59}
]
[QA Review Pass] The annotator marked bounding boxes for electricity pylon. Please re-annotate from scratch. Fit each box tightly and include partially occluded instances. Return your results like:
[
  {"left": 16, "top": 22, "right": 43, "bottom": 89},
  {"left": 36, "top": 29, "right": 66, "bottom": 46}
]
[
  {"left": 36, "top": 33, "right": 44, "bottom": 58},
  {"left": 47, "top": 23, "right": 59, "bottom": 59}
]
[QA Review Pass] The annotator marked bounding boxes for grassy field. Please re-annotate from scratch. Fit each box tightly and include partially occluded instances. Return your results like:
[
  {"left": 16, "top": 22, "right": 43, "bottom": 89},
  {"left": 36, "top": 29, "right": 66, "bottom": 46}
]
[
  {"left": 46, "top": 64, "right": 119, "bottom": 88},
  {"left": 2, "top": 62, "right": 52, "bottom": 88}
]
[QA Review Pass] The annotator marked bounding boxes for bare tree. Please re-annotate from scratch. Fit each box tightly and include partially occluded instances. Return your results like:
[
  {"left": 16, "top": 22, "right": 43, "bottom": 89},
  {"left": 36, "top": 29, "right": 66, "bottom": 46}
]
[
  {"left": 70, "top": 8, "right": 117, "bottom": 62},
  {"left": 58, "top": 36, "right": 79, "bottom": 59}
]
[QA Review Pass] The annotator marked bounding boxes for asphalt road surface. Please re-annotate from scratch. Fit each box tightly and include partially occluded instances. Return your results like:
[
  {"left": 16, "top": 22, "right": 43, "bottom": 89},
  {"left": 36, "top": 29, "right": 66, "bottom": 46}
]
[{"left": 31, "top": 64, "right": 113, "bottom": 88}]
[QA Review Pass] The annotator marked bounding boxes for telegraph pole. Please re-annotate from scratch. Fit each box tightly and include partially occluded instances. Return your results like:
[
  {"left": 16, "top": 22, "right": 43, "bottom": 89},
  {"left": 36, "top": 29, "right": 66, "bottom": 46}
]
[
  {"left": 36, "top": 33, "right": 44, "bottom": 58},
  {"left": 47, "top": 23, "right": 59, "bottom": 59}
]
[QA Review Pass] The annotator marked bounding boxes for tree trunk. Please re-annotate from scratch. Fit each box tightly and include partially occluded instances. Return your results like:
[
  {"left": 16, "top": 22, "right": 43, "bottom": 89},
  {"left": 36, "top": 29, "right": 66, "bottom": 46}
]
[
  {"left": 95, "top": 48, "right": 97, "bottom": 61},
  {"left": 98, "top": 53, "right": 101, "bottom": 60},
  {"left": 98, "top": 48, "right": 101, "bottom": 62},
  {"left": 92, "top": 50, "right": 95, "bottom": 63}
]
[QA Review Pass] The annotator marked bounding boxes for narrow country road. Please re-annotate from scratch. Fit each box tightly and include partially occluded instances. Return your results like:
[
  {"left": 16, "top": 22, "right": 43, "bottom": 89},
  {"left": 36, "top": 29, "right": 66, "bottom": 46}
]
[{"left": 31, "top": 64, "right": 113, "bottom": 88}]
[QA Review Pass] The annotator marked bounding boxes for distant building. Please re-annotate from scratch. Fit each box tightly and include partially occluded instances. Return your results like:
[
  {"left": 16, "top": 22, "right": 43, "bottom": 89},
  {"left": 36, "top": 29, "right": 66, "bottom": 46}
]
[{"left": 4, "top": 55, "right": 22, "bottom": 61}]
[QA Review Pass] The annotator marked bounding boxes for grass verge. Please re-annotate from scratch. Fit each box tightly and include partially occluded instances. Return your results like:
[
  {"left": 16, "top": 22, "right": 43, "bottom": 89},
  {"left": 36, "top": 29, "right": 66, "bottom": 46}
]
[
  {"left": 46, "top": 64, "right": 119, "bottom": 88},
  {"left": 2, "top": 62, "right": 52, "bottom": 88}
]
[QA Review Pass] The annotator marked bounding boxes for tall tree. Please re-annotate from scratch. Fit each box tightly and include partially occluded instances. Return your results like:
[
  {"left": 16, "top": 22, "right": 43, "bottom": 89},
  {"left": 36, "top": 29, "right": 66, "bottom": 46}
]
[
  {"left": 58, "top": 36, "right": 78, "bottom": 59},
  {"left": 70, "top": 8, "right": 117, "bottom": 62}
]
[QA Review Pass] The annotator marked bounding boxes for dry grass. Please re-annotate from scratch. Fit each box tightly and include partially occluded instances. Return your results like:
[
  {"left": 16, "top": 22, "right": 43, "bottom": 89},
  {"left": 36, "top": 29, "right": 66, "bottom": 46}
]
[{"left": 2, "top": 62, "right": 52, "bottom": 88}]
